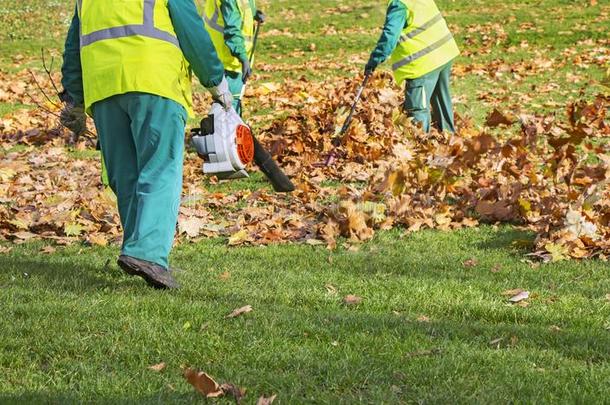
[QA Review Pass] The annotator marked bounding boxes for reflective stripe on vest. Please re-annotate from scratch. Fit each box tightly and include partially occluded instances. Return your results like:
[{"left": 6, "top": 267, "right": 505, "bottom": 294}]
[
  {"left": 392, "top": 32, "right": 454, "bottom": 71},
  {"left": 203, "top": 6, "right": 225, "bottom": 35},
  {"left": 399, "top": 13, "right": 443, "bottom": 43},
  {"left": 203, "top": 0, "right": 254, "bottom": 42},
  {"left": 77, "top": 0, "right": 180, "bottom": 49},
  {"left": 77, "top": 0, "right": 193, "bottom": 117}
]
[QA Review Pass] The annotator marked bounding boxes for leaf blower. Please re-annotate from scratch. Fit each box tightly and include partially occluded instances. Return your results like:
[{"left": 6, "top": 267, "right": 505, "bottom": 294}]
[{"left": 190, "top": 103, "right": 255, "bottom": 180}]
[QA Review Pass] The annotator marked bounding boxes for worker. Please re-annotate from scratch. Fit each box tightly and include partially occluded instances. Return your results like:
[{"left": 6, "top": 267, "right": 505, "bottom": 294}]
[
  {"left": 365, "top": 0, "right": 460, "bottom": 133},
  {"left": 60, "top": 0, "right": 234, "bottom": 289},
  {"left": 203, "top": 0, "right": 265, "bottom": 115}
]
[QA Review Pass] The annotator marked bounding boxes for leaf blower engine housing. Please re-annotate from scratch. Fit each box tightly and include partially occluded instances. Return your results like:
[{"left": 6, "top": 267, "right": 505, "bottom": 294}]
[{"left": 190, "top": 103, "right": 255, "bottom": 179}]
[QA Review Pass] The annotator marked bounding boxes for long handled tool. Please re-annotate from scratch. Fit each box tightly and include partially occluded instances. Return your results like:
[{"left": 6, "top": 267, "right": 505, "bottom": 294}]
[
  {"left": 317, "top": 72, "right": 372, "bottom": 167},
  {"left": 238, "top": 20, "right": 295, "bottom": 193}
]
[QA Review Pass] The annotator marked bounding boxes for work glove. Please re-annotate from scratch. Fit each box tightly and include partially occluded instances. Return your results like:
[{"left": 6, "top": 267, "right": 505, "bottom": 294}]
[
  {"left": 241, "top": 58, "right": 252, "bottom": 83},
  {"left": 60, "top": 104, "right": 87, "bottom": 136},
  {"left": 364, "top": 60, "right": 377, "bottom": 76},
  {"left": 254, "top": 10, "right": 266, "bottom": 24},
  {"left": 207, "top": 76, "right": 233, "bottom": 111}
]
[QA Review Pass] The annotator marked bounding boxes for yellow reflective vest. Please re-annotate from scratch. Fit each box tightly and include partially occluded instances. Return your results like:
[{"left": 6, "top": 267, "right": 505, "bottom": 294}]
[
  {"left": 77, "top": 0, "right": 193, "bottom": 116},
  {"left": 390, "top": 0, "right": 460, "bottom": 84},
  {"left": 204, "top": 0, "right": 255, "bottom": 73}
]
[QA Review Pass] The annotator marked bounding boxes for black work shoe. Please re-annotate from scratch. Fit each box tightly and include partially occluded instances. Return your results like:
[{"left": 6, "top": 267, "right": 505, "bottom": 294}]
[{"left": 117, "top": 255, "right": 180, "bottom": 290}]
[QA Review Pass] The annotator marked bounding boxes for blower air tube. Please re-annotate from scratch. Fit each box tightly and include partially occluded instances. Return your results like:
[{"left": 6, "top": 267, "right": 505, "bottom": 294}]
[{"left": 252, "top": 136, "right": 296, "bottom": 193}]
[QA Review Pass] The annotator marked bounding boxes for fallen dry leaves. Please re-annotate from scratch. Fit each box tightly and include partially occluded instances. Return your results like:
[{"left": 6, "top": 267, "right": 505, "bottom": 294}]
[
  {"left": 343, "top": 294, "right": 363, "bottom": 305},
  {"left": 257, "top": 394, "right": 277, "bottom": 405},
  {"left": 226, "top": 305, "right": 253, "bottom": 318},
  {"left": 148, "top": 362, "right": 167, "bottom": 372},
  {"left": 183, "top": 368, "right": 245, "bottom": 403},
  {"left": 463, "top": 258, "right": 478, "bottom": 268},
  {"left": 1, "top": 64, "right": 609, "bottom": 262}
]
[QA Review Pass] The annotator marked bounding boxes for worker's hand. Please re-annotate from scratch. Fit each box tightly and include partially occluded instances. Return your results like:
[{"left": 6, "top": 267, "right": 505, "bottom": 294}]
[
  {"left": 241, "top": 59, "right": 252, "bottom": 83},
  {"left": 207, "top": 76, "right": 233, "bottom": 111},
  {"left": 254, "top": 10, "right": 266, "bottom": 24},
  {"left": 60, "top": 104, "right": 87, "bottom": 136},
  {"left": 364, "top": 60, "right": 377, "bottom": 76}
]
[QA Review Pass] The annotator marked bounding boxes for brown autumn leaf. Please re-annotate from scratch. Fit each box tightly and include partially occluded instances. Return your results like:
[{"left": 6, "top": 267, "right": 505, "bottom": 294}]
[
  {"left": 226, "top": 305, "right": 253, "bottom": 318},
  {"left": 491, "top": 264, "right": 502, "bottom": 273},
  {"left": 179, "top": 216, "right": 206, "bottom": 238},
  {"left": 343, "top": 294, "right": 363, "bottom": 305},
  {"left": 88, "top": 234, "right": 108, "bottom": 247},
  {"left": 183, "top": 368, "right": 224, "bottom": 398},
  {"left": 40, "top": 246, "right": 56, "bottom": 254},
  {"left": 257, "top": 394, "right": 277, "bottom": 405},
  {"left": 12, "top": 231, "right": 36, "bottom": 241},
  {"left": 485, "top": 108, "right": 516, "bottom": 127},
  {"left": 148, "top": 362, "right": 167, "bottom": 372}
]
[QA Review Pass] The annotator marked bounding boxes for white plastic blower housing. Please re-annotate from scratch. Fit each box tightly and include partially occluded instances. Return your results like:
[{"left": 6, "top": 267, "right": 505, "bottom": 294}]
[{"left": 190, "top": 103, "right": 254, "bottom": 180}]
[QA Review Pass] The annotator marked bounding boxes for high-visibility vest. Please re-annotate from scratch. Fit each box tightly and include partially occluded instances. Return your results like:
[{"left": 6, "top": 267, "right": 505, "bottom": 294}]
[
  {"left": 76, "top": 0, "right": 193, "bottom": 116},
  {"left": 204, "top": 0, "right": 255, "bottom": 73},
  {"left": 390, "top": 0, "right": 460, "bottom": 84}
]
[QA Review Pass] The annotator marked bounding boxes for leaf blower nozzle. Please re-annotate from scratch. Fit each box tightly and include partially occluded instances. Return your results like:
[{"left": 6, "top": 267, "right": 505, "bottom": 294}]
[{"left": 190, "top": 103, "right": 254, "bottom": 180}]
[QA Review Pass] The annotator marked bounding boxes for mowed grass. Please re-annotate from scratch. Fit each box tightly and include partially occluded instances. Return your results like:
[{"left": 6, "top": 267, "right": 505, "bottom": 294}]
[
  {"left": 1, "top": 227, "right": 609, "bottom": 404},
  {"left": 1, "top": 0, "right": 609, "bottom": 403}
]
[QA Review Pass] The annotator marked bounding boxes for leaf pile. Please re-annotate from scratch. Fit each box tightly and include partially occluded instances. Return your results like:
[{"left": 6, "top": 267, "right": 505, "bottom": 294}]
[
  {"left": 0, "top": 68, "right": 608, "bottom": 261},
  {"left": 253, "top": 73, "right": 610, "bottom": 259}
]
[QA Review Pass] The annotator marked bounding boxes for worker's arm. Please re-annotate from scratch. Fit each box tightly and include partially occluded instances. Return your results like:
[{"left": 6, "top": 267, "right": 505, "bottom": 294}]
[
  {"left": 219, "top": 0, "right": 248, "bottom": 64},
  {"left": 60, "top": 6, "right": 84, "bottom": 106},
  {"left": 167, "top": 0, "right": 225, "bottom": 88},
  {"left": 366, "top": 0, "right": 408, "bottom": 72}
]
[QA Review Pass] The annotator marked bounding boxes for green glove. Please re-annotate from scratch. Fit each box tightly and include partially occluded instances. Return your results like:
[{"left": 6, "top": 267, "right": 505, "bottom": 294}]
[
  {"left": 241, "top": 58, "right": 252, "bottom": 83},
  {"left": 254, "top": 10, "right": 266, "bottom": 24},
  {"left": 365, "top": 60, "right": 378, "bottom": 76},
  {"left": 60, "top": 104, "right": 87, "bottom": 136}
]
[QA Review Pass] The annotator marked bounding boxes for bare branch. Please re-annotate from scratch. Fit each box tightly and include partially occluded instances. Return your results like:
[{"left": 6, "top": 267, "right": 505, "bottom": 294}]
[
  {"left": 41, "top": 48, "right": 62, "bottom": 99},
  {"left": 25, "top": 91, "right": 96, "bottom": 138},
  {"left": 28, "top": 69, "right": 61, "bottom": 109}
]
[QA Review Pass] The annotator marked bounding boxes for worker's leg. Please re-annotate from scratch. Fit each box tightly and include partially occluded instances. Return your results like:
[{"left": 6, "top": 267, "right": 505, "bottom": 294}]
[
  {"left": 120, "top": 93, "right": 187, "bottom": 268},
  {"left": 403, "top": 69, "right": 441, "bottom": 132},
  {"left": 430, "top": 61, "right": 456, "bottom": 133},
  {"left": 92, "top": 95, "right": 139, "bottom": 245},
  {"left": 225, "top": 70, "right": 244, "bottom": 115}
]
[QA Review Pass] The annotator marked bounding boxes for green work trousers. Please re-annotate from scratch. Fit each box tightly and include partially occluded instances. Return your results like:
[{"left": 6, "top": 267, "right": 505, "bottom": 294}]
[
  {"left": 404, "top": 61, "right": 456, "bottom": 133},
  {"left": 225, "top": 70, "right": 244, "bottom": 115},
  {"left": 92, "top": 92, "right": 187, "bottom": 269}
]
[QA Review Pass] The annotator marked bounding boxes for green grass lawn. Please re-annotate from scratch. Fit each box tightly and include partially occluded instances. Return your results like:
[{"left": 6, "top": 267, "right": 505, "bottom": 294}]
[
  {"left": 1, "top": 0, "right": 609, "bottom": 403},
  {"left": 2, "top": 227, "right": 609, "bottom": 404}
]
